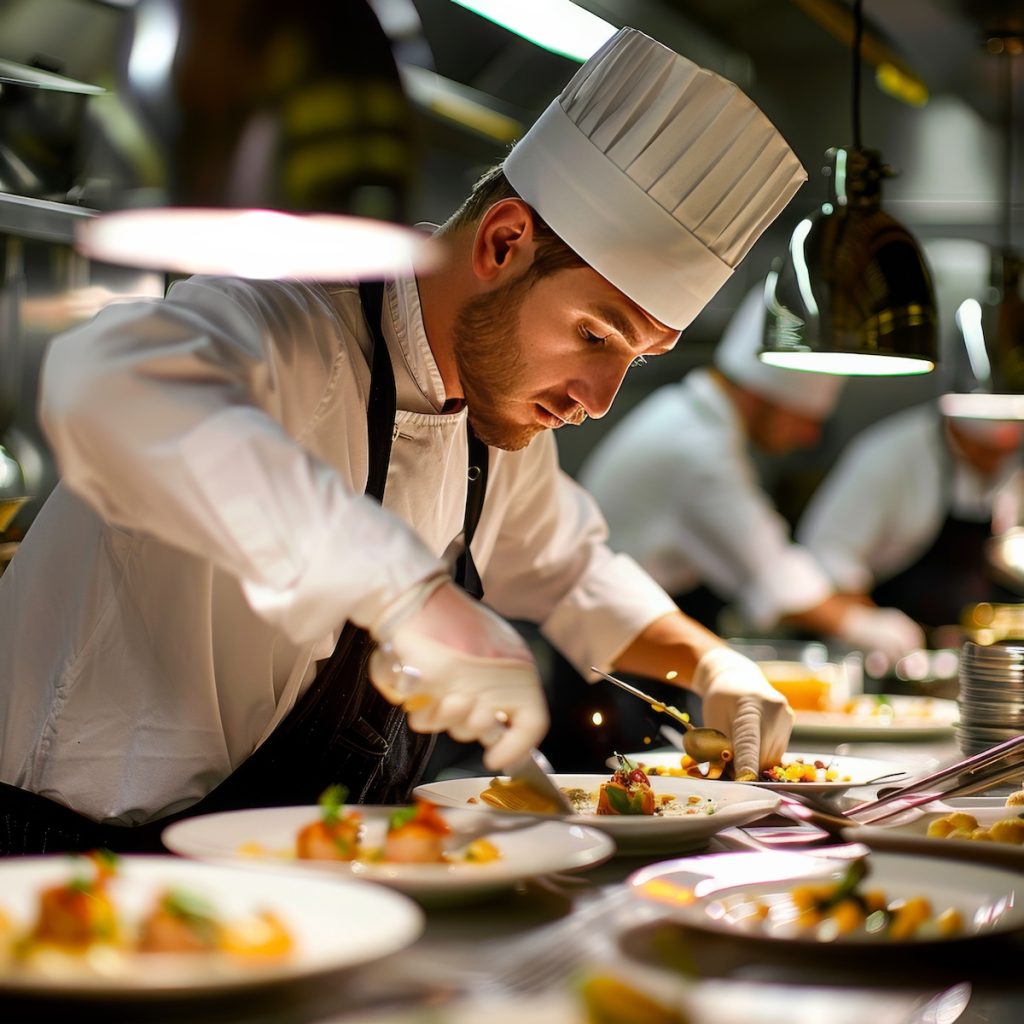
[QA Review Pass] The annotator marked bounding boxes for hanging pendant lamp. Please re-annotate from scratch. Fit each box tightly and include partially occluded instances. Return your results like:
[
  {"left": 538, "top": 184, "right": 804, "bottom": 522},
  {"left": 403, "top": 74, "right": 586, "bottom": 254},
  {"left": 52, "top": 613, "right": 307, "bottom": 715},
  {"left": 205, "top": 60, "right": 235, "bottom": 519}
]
[
  {"left": 74, "top": 0, "right": 438, "bottom": 280},
  {"left": 760, "top": 0, "right": 938, "bottom": 376}
]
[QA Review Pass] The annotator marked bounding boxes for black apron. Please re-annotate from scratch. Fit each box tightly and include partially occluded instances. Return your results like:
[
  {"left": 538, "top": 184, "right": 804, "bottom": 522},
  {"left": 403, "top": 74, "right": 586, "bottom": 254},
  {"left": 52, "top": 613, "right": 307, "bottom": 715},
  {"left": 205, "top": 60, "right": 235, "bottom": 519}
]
[
  {"left": 871, "top": 434, "right": 1016, "bottom": 632},
  {"left": 0, "top": 281, "right": 490, "bottom": 855}
]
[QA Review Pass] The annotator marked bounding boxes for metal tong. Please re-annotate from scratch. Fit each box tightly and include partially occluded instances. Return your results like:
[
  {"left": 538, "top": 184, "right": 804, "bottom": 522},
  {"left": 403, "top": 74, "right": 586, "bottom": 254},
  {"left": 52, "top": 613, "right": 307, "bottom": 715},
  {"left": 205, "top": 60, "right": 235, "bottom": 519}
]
[{"left": 844, "top": 733, "right": 1024, "bottom": 823}]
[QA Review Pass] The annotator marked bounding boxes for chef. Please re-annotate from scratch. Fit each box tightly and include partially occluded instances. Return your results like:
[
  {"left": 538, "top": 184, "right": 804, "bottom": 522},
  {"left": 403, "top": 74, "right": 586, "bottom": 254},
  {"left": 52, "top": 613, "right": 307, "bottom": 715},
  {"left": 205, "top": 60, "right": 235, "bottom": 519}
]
[
  {"left": 580, "top": 284, "right": 925, "bottom": 662},
  {"left": 798, "top": 238, "right": 1024, "bottom": 642},
  {"left": 0, "top": 28, "right": 804, "bottom": 854}
]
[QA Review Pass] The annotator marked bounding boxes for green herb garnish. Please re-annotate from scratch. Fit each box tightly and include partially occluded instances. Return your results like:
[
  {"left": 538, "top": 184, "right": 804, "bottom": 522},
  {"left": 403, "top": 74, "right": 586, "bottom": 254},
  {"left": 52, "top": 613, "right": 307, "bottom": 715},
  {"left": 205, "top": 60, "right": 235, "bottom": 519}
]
[
  {"left": 388, "top": 806, "right": 418, "bottom": 831},
  {"left": 318, "top": 784, "right": 350, "bottom": 824}
]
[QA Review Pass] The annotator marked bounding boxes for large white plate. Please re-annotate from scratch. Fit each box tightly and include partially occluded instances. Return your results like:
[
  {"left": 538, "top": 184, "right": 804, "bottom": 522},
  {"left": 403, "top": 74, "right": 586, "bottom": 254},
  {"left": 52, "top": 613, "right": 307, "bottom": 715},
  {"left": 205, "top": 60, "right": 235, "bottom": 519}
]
[
  {"left": 791, "top": 695, "right": 959, "bottom": 742},
  {"left": 619, "top": 750, "right": 909, "bottom": 795},
  {"left": 412, "top": 774, "right": 780, "bottom": 855},
  {"left": 163, "top": 805, "right": 615, "bottom": 904},
  {"left": 628, "top": 850, "right": 1024, "bottom": 946},
  {"left": 842, "top": 802, "right": 1024, "bottom": 870},
  {"left": 0, "top": 855, "right": 423, "bottom": 996}
]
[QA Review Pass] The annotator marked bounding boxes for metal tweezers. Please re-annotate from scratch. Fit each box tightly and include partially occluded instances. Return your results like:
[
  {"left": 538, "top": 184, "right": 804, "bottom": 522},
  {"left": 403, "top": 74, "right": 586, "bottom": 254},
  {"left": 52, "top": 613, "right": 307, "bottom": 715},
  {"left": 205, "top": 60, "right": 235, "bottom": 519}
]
[{"left": 845, "top": 732, "right": 1024, "bottom": 822}]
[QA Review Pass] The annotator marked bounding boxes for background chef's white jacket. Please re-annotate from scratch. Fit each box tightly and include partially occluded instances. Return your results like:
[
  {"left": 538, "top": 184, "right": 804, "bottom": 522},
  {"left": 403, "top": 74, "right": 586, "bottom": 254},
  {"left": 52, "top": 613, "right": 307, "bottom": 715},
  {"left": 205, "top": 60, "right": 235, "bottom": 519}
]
[
  {"left": 580, "top": 368, "right": 833, "bottom": 629},
  {"left": 798, "top": 403, "right": 1024, "bottom": 593},
  {"left": 0, "top": 275, "right": 674, "bottom": 825}
]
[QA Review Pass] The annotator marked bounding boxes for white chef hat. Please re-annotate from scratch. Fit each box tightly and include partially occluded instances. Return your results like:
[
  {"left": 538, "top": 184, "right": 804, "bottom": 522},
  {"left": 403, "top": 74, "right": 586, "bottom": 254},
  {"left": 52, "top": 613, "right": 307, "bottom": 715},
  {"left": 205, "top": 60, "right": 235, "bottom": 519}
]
[
  {"left": 503, "top": 27, "right": 806, "bottom": 331},
  {"left": 715, "top": 285, "right": 844, "bottom": 419}
]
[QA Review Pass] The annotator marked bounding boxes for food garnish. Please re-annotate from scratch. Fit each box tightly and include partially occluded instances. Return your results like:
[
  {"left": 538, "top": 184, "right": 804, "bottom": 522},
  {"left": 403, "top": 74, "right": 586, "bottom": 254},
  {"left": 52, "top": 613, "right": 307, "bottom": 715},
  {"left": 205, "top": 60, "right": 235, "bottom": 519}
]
[{"left": 296, "top": 784, "right": 362, "bottom": 861}]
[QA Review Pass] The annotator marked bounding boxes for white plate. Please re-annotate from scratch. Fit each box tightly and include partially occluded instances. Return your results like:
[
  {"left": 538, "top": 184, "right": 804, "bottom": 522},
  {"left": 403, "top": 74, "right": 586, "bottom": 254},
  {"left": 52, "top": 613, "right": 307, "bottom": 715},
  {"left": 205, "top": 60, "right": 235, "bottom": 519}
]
[
  {"left": 628, "top": 850, "right": 1024, "bottom": 946},
  {"left": 163, "top": 805, "right": 614, "bottom": 904},
  {"left": 619, "top": 750, "right": 909, "bottom": 795},
  {"left": 842, "top": 803, "right": 1024, "bottom": 870},
  {"left": 412, "top": 774, "right": 780, "bottom": 855},
  {"left": 0, "top": 854, "right": 423, "bottom": 996},
  {"left": 791, "top": 695, "right": 959, "bottom": 741}
]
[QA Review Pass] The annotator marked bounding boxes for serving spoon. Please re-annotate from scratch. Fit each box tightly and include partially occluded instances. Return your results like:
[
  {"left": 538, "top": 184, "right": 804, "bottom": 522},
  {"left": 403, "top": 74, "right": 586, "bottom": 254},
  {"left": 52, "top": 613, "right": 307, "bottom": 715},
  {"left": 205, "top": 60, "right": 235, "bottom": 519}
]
[{"left": 591, "top": 668, "right": 733, "bottom": 764}]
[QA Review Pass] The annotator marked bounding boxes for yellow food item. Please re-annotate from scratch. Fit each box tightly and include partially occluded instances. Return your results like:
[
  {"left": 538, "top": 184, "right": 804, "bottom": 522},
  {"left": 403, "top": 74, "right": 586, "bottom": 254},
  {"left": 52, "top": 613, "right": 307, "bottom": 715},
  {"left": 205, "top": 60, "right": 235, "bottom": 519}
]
[
  {"left": 935, "top": 907, "right": 964, "bottom": 937},
  {"left": 1004, "top": 789, "right": 1024, "bottom": 807},
  {"left": 461, "top": 838, "right": 501, "bottom": 863},
  {"left": 579, "top": 972, "right": 691, "bottom": 1024},
  {"left": 987, "top": 818, "right": 1024, "bottom": 844},
  {"left": 888, "top": 896, "right": 932, "bottom": 941},
  {"left": 925, "top": 811, "right": 1024, "bottom": 846},
  {"left": 946, "top": 812, "right": 979, "bottom": 832},
  {"left": 220, "top": 910, "right": 294, "bottom": 962}
]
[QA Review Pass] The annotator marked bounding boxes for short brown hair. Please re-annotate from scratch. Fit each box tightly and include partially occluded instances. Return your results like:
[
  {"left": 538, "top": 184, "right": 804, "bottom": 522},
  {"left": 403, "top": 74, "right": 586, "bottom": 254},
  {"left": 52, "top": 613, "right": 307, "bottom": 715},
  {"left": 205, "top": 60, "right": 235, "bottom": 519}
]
[{"left": 440, "top": 164, "right": 586, "bottom": 280}]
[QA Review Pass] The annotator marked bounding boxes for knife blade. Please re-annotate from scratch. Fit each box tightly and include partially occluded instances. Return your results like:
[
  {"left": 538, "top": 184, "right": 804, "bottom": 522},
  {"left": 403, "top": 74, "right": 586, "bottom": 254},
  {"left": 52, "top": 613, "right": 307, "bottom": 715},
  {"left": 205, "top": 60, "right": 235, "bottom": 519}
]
[{"left": 480, "top": 724, "right": 574, "bottom": 815}]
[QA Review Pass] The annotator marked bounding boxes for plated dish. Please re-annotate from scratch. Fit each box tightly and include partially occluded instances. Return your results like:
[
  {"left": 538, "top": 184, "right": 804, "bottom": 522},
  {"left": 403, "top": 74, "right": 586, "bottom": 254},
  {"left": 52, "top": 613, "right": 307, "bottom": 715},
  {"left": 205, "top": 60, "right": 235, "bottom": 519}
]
[
  {"left": 791, "top": 694, "right": 958, "bottom": 742},
  {"left": 412, "top": 772, "right": 781, "bottom": 855},
  {"left": 0, "top": 853, "right": 423, "bottom": 996},
  {"left": 617, "top": 750, "right": 909, "bottom": 796},
  {"left": 628, "top": 850, "right": 1024, "bottom": 946},
  {"left": 842, "top": 802, "right": 1024, "bottom": 870},
  {"left": 163, "top": 803, "right": 615, "bottom": 903}
]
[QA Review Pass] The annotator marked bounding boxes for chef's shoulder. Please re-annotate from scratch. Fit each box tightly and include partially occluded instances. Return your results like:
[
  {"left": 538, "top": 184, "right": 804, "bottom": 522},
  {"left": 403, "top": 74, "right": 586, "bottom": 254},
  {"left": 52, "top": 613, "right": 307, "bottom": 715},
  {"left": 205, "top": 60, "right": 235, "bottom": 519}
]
[{"left": 163, "top": 275, "right": 364, "bottom": 369}]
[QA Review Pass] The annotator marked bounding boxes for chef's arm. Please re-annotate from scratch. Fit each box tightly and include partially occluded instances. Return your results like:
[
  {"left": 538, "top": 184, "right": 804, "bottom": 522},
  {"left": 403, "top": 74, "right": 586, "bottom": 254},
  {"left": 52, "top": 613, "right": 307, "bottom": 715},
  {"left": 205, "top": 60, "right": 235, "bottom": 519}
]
[
  {"left": 610, "top": 609, "right": 721, "bottom": 684},
  {"left": 784, "top": 593, "right": 925, "bottom": 661},
  {"left": 40, "top": 277, "right": 441, "bottom": 643}
]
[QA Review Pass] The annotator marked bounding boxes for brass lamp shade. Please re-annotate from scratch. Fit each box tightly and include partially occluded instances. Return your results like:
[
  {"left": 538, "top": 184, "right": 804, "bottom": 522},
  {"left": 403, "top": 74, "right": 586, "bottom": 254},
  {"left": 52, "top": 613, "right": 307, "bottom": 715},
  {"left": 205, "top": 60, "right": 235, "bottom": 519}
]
[
  {"left": 761, "top": 147, "right": 938, "bottom": 376},
  {"left": 939, "top": 249, "right": 1024, "bottom": 419},
  {"left": 75, "top": 0, "right": 438, "bottom": 279}
]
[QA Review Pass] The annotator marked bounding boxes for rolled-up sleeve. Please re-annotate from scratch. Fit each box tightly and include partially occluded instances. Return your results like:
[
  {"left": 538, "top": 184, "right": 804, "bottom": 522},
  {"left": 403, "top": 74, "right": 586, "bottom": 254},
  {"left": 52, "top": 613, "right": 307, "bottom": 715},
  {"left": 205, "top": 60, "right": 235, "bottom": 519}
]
[{"left": 479, "top": 434, "right": 677, "bottom": 674}]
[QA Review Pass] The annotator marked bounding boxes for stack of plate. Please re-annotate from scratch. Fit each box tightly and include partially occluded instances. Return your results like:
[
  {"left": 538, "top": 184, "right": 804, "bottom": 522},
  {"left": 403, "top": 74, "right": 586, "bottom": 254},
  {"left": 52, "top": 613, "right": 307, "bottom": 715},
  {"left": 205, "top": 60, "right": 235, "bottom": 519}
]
[{"left": 958, "top": 641, "right": 1024, "bottom": 755}]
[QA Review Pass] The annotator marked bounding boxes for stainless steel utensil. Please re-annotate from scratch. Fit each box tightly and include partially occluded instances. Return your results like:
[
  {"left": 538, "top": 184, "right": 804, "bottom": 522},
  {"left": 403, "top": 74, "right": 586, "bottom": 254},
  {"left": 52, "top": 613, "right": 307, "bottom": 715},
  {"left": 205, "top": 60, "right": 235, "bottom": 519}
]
[{"left": 591, "top": 667, "right": 733, "bottom": 764}]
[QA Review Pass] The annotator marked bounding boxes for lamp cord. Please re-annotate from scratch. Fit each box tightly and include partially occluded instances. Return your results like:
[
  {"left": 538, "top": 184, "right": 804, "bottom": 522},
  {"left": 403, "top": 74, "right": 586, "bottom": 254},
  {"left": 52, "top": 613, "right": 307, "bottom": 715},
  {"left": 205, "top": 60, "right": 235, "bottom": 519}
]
[
  {"left": 852, "top": 0, "right": 863, "bottom": 150},
  {"left": 1002, "top": 51, "right": 1015, "bottom": 252}
]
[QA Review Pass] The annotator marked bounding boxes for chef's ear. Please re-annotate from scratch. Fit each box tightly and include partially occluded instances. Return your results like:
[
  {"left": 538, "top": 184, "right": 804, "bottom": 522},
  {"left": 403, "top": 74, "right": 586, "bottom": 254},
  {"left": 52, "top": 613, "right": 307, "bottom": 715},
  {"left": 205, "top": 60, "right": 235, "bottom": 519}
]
[{"left": 471, "top": 199, "right": 536, "bottom": 282}]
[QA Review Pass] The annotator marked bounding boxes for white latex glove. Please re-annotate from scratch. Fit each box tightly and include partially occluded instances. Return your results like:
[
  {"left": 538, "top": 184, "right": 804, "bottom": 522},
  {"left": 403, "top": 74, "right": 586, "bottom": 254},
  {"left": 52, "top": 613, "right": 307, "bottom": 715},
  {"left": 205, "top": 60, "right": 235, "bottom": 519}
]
[
  {"left": 368, "top": 575, "right": 549, "bottom": 771},
  {"left": 691, "top": 648, "right": 794, "bottom": 779},
  {"left": 834, "top": 604, "right": 925, "bottom": 666}
]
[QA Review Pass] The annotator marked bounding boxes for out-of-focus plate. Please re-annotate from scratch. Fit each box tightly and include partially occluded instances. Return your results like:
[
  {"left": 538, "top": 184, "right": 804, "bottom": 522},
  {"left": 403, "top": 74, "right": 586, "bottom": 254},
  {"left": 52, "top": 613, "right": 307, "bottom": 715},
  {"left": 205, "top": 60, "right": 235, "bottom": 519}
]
[
  {"left": 791, "top": 695, "right": 959, "bottom": 741},
  {"left": 0, "top": 855, "right": 423, "bottom": 996},
  {"left": 619, "top": 750, "right": 909, "bottom": 796},
  {"left": 628, "top": 850, "right": 1024, "bottom": 946},
  {"left": 163, "top": 805, "right": 614, "bottom": 904},
  {"left": 413, "top": 775, "right": 780, "bottom": 855},
  {"left": 842, "top": 803, "right": 1024, "bottom": 871}
]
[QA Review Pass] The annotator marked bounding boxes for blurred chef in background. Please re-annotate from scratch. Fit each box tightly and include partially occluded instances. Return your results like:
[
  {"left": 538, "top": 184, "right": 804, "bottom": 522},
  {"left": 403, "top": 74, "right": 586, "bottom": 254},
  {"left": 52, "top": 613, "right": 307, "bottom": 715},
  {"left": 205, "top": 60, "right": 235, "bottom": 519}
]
[
  {"left": 581, "top": 285, "right": 926, "bottom": 663},
  {"left": 0, "top": 29, "right": 803, "bottom": 853},
  {"left": 798, "top": 239, "right": 1024, "bottom": 650}
]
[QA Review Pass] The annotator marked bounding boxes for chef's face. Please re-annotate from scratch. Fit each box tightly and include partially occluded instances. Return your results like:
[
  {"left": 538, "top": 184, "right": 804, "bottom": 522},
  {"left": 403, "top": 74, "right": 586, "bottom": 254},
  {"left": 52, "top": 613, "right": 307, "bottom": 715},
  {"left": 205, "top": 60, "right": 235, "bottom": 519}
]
[
  {"left": 747, "top": 402, "right": 823, "bottom": 455},
  {"left": 453, "top": 266, "right": 679, "bottom": 451}
]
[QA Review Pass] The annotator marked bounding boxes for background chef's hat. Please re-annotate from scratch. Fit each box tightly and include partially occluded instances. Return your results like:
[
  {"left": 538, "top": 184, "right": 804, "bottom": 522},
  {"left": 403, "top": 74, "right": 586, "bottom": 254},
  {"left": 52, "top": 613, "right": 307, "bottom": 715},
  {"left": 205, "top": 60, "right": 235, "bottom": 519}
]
[
  {"left": 715, "top": 285, "right": 844, "bottom": 419},
  {"left": 503, "top": 28, "right": 806, "bottom": 331}
]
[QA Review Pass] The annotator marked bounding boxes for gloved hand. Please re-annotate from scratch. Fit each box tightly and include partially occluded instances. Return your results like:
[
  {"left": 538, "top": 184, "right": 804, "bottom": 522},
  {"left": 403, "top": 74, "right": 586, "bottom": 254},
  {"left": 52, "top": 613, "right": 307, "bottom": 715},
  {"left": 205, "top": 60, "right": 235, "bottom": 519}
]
[
  {"left": 691, "top": 647, "right": 794, "bottom": 779},
  {"left": 368, "top": 575, "right": 549, "bottom": 771},
  {"left": 834, "top": 604, "right": 925, "bottom": 665}
]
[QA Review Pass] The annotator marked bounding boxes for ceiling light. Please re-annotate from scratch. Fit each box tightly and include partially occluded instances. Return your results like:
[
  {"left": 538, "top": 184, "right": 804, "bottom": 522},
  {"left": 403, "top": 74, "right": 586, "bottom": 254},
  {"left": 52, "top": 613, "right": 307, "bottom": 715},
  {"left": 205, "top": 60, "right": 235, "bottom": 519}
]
[
  {"left": 760, "top": 0, "right": 937, "bottom": 376},
  {"left": 449, "top": 0, "right": 616, "bottom": 63},
  {"left": 74, "top": 0, "right": 438, "bottom": 279}
]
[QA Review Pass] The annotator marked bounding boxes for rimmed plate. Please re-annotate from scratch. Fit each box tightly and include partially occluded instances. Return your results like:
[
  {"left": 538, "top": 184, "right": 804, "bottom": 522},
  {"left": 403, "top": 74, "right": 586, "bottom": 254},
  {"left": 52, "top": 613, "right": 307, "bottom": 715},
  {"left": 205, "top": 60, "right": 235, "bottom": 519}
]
[
  {"left": 0, "top": 855, "right": 423, "bottom": 996},
  {"left": 163, "top": 805, "right": 614, "bottom": 904},
  {"left": 628, "top": 850, "right": 1024, "bottom": 946},
  {"left": 790, "top": 695, "right": 959, "bottom": 742},
  {"left": 412, "top": 774, "right": 780, "bottom": 855},
  {"left": 619, "top": 750, "right": 910, "bottom": 795},
  {"left": 841, "top": 803, "right": 1024, "bottom": 871}
]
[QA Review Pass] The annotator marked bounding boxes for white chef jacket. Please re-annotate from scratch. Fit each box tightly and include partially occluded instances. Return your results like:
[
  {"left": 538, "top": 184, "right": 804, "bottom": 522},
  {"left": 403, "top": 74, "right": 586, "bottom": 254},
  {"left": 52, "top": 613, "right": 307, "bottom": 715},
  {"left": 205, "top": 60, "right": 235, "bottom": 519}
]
[
  {"left": 0, "top": 275, "right": 674, "bottom": 825},
  {"left": 579, "top": 368, "right": 833, "bottom": 629},
  {"left": 797, "top": 403, "right": 1024, "bottom": 593}
]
